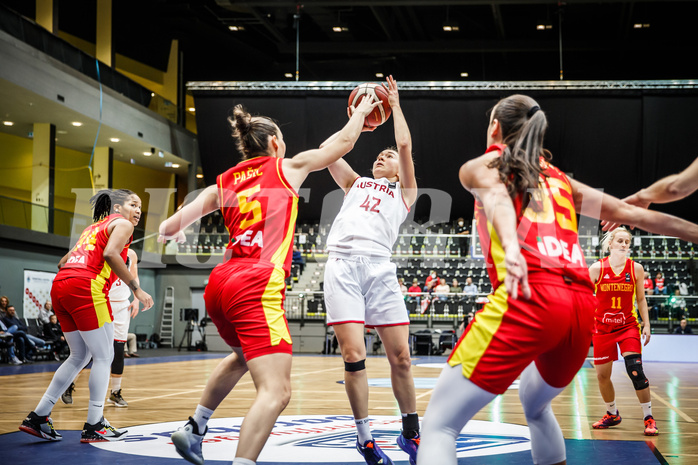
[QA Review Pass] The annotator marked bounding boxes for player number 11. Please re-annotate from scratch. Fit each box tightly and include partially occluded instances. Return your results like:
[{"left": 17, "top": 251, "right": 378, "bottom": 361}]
[{"left": 611, "top": 296, "right": 622, "bottom": 309}]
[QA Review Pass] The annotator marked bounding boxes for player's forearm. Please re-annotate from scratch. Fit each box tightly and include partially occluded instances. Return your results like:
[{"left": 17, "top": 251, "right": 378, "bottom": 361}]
[{"left": 392, "top": 105, "right": 411, "bottom": 150}]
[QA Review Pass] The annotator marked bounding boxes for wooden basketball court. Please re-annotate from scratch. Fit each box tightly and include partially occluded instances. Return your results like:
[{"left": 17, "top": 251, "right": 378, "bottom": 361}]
[{"left": 1, "top": 352, "right": 697, "bottom": 464}]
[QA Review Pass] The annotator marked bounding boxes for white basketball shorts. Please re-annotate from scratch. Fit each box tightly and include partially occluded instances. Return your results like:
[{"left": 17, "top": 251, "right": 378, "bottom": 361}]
[
  {"left": 324, "top": 253, "right": 409, "bottom": 327},
  {"left": 111, "top": 299, "right": 131, "bottom": 342}
]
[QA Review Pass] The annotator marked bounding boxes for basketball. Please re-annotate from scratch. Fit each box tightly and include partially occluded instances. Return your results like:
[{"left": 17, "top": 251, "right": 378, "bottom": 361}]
[{"left": 348, "top": 82, "right": 392, "bottom": 127}]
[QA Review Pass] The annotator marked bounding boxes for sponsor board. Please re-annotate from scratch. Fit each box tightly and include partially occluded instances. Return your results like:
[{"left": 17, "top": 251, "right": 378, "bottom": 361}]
[{"left": 91, "top": 415, "right": 530, "bottom": 463}]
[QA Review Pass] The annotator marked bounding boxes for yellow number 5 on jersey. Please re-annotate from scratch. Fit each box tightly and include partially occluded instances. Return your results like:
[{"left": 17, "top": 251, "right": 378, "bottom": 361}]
[{"left": 237, "top": 185, "right": 263, "bottom": 230}]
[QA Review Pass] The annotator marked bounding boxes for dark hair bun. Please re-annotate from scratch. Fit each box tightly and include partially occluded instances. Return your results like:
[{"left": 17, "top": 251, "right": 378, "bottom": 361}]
[{"left": 232, "top": 104, "right": 252, "bottom": 137}]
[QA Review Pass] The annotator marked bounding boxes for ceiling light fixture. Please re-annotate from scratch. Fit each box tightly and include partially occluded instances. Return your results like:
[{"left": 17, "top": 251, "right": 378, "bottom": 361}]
[
  {"left": 284, "top": 73, "right": 293, "bottom": 78},
  {"left": 171, "top": 164, "right": 180, "bottom": 169},
  {"left": 460, "top": 72, "right": 469, "bottom": 77},
  {"left": 196, "top": 173, "right": 204, "bottom": 179},
  {"left": 71, "top": 121, "right": 83, "bottom": 127},
  {"left": 333, "top": 10, "right": 349, "bottom": 32},
  {"left": 375, "top": 73, "right": 384, "bottom": 78},
  {"left": 3, "top": 121, "right": 14, "bottom": 126},
  {"left": 110, "top": 137, "right": 120, "bottom": 142},
  {"left": 143, "top": 151, "right": 152, "bottom": 156},
  {"left": 228, "top": 25, "right": 245, "bottom": 31},
  {"left": 536, "top": 20, "right": 553, "bottom": 30},
  {"left": 633, "top": 23, "right": 650, "bottom": 29}
]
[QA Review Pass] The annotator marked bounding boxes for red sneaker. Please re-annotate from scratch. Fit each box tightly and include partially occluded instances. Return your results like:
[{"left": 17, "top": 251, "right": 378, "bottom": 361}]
[
  {"left": 592, "top": 411, "right": 622, "bottom": 429},
  {"left": 644, "top": 416, "right": 659, "bottom": 436}
]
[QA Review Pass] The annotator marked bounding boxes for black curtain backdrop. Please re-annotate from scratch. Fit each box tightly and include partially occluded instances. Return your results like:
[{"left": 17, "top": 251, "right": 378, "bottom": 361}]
[{"left": 193, "top": 89, "right": 698, "bottom": 226}]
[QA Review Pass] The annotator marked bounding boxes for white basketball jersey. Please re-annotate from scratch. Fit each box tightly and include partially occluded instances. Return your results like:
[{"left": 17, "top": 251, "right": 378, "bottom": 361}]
[
  {"left": 327, "top": 177, "right": 408, "bottom": 258},
  {"left": 109, "top": 256, "right": 133, "bottom": 303}
]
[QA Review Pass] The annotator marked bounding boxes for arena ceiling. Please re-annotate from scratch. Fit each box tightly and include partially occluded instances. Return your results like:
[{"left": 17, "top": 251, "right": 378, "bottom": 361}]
[{"left": 4, "top": 0, "right": 698, "bottom": 83}]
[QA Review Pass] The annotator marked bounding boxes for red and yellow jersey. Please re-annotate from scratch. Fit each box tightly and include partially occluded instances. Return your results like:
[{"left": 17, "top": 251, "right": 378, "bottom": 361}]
[
  {"left": 475, "top": 144, "right": 593, "bottom": 291},
  {"left": 217, "top": 156, "right": 299, "bottom": 277},
  {"left": 55, "top": 213, "right": 131, "bottom": 291},
  {"left": 593, "top": 256, "right": 639, "bottom": 333}
]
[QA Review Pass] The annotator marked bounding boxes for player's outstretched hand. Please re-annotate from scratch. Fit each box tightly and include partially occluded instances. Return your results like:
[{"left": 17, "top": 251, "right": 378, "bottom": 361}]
[
  {"left": 382, "top": 75, "right": 400, "bottom": 109},
  {"left": 601, "top": 192, "right": 651, "bottom": 231},
  {"left": 504, "top": 243, "right": 531, "bottom": 300}
]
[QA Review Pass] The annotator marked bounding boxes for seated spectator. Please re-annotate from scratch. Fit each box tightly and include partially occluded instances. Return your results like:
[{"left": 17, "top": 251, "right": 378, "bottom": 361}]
[
  {"left": 124, "top": 333, "right": 139, "bottom": 358},
  {"left": 0, "top": 295, "right": 9, "bottom": 319},
  {"left": 398, "top": 277, "right": 408, "bottom": 298},
  {"left": 0, "top": 318, "right": 26, "bottom": 364},
  {"left": 408, "top": 278, "right": 422, "bottom": 304},
  {"left": 674, "top": 318, "right": 693, "bottom": 335},
  {"left": 0, "top": 328, "right": 22, "bottom": 365},
  {"left": 450, "top": 279, "right": 462, "bottom": 295},
  {"left": 2, "top": 305, "right": 46, "bottom": 362},
  {"left": 678, "top": 281, "right": 689, "bottom": 296},
  {"left": 38, "top": 301, "right": 54, "bottom": 325},
  {"left": 463, "top": 277, "right": 478, "bottom": 295},
  {"left": 434, "top": 278, "right": 450, "bottom": 301},
  {"left": 655, "top": 271, "right": 668, "bottom": 295},
  {"left": 42, "top": 314, "right": 66, "bottom": 361},
  {"left": 292, "top": 245, "right": 306, "bottom": 275},
  {"left": 425, "top": 270, "right": 439, "bottom": 289},
  {"left": 669, "top": 289, "right": 687, "bottom": 316},
  {"left": 643, "top": 271, "right": 654, "bottom": 296}
]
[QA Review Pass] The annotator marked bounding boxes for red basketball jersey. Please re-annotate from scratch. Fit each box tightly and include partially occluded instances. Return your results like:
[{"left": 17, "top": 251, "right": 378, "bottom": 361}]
[
  {"left": 217, "top": 156, "right": 299, "bottom": 277},
  {"left": 593, "top": 256, "right": 639, "bottom": 334},
  {"left": 475, "top": 144, "right": 593, "bottom": 290},
  {"left": 55, "top": 213, "right": 131, "bottom": 290}
]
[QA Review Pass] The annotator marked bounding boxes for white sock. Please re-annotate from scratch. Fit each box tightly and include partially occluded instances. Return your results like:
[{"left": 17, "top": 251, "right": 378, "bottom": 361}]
[
  {"left": 355, "top": 417, "right": 372, "bottom": 444},
  {"left": 87, "top": 399, "right": 105, "bottom": 425},
  {"left": 640, "top": 401, "right": 652, "bottom": 419},
  {"left": 192, "top": 404, "right": 215, "bottom": 432},
  {"left": 111, "top": 377, "right": 122, "bottom": 393},
  {"left": 605, "top": 400, "right": 617, "bottom": 415},
  {"left": 35, "top": 395, "right": 58, "bottom": 417},
  {"left": 232, "top": 459, "right": 255, "bottom": 465}
]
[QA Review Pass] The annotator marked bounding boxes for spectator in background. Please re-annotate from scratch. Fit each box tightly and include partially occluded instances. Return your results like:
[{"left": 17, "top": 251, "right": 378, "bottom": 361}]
[
  {"left": 0, "top": 320, "right": 22, "bottom": 365},
  {"left": 39, "top": 301, "right": 54, "bottom": 325},
  {"left": 0, "top": 295, "right": 9, "bottom": 319},
  {"left": 455, "top": 217, "right": 470, "bottom": 257},
  {"left": 398, "top": 277, "right": 408, "bottom": 297},
  {"left": 450, "top": 279, "right": 462, "bottom": 295},
  {"left": 643, "top": 271, "right": 654, "bottom": 296},
  {"left": 434, "top": 278, "right": 450, "bottom": 302},
  {"left": 2, "top": 305, "right": 46, "bottom": 361},
  {"left": 463, "top": 277, "right": 478, "bottom": 295},
  {"left": 408, "top": 279, "right": 422, "bottom": 305},
  {"left": 425, "top": 270, "right": 439, "bottom": 289},
  {"left": 292, "top": 245, "right": 305, "bottom": 275},
  {"left": 678, "top": 281, "right": 689, "bottom": 296},
  {"left": 674, "top": 319, "right": 693, "bottom": 335},
  {"left": 124, "top": 333, "right": 139, "bottom": 358},
  {"left": 655, "top": 272, "right": 667, "bottom": 295},
  {"left": 42, "top": 314, "right": 66, "bottom": 361},
  {"left": 669, "top": 289, "right": 687, "bottom": 317}
]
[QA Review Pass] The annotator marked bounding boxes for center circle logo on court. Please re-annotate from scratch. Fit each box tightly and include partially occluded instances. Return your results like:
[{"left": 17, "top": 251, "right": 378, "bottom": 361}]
[{"left": 91, "top": 415, "right": 531, "bottom": 463}]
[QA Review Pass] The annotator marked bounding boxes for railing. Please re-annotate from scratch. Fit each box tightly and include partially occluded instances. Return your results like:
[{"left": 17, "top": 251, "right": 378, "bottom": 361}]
[{"left": 285, "top": 291, "right": 698, "bottom": 334}]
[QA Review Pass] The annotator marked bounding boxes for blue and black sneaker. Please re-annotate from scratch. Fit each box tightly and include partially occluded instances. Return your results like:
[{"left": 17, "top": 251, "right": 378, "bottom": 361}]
[
  {"left": 356, "top": 438, "right": 394, "bottom": 465},
  {"left": 397, "top": 433, "right": 420, "bottom": 465}
]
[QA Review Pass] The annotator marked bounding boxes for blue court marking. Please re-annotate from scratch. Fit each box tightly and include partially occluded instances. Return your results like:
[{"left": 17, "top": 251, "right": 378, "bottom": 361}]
[
  {"left": 1, "top": 431, "right": 664, "bottom": 465},
  {"left": 0, "top": 353, "right": 227, "bottom": 377}
]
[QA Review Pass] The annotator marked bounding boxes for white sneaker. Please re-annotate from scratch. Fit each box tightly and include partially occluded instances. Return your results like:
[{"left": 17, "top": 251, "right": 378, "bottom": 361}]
[
  {"left": 171, "top": 417, "right": 206, "bottom": 465},
  {"left": 10, "top": 356, "right": 23, "bottom": 365}
]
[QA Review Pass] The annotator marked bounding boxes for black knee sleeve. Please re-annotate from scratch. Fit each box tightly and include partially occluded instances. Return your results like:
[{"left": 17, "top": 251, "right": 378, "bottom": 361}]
[
  {"left": 624, "top": 354, "right": 649, "bottom": 391},
  {"left": 112, "top": 341, "right": 125, "bottom": 375},
  {"left": 345, "top": 359, "right": 366, "bottom": 372}
]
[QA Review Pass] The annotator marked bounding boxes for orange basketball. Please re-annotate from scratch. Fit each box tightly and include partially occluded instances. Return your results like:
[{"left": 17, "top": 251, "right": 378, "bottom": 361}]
[{"left": 348, "top": 83, "right": 392, "bottom": 127}]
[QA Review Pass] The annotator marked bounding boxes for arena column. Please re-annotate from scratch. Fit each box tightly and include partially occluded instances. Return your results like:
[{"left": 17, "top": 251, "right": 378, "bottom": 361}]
[
  {"left": 31, "top": 123, "right": 55, "bottom": 233},
  {"left": 92, "top": 146, "right": 113, "bottom": 191}
]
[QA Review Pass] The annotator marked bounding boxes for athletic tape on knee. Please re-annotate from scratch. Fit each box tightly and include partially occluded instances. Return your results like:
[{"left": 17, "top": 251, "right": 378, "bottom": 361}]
[
  {"left": 112, "top": 341, "right": 125, "bottom": 375},
  {"left": 345, "top": 359, "right": 366, "bottom": 372},
  {"left": 624, "top": 354, "right": 649, "bottom": 391}
]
